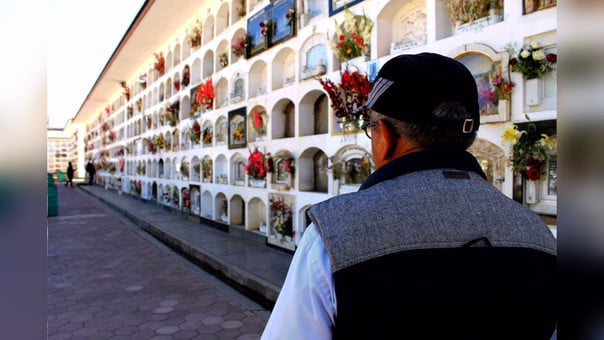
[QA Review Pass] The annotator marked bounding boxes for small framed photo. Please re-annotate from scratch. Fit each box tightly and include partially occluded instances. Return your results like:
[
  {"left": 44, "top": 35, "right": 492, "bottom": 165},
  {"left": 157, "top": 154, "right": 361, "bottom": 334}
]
[{"left": 367, "top": 59, "right": 379, "bottom": 83}]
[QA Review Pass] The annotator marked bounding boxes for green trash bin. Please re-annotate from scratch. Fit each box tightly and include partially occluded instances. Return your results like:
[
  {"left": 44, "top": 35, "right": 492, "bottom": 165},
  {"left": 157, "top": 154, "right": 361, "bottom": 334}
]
[
  {"left": 48, "top": 174, "right": 58, "bottom": 217},
  {"left": 56, "top": 171, "right": 66, "bottom": 182}
]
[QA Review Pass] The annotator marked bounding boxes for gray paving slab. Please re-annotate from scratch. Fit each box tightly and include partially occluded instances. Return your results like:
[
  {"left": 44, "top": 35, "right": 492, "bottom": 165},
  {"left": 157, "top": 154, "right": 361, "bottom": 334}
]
[
  {"left": 79, "top": 184, "right": 292, "bottom": 306},
  {"left": 48, "top": 185, "right": 270, "bottom": 339}
]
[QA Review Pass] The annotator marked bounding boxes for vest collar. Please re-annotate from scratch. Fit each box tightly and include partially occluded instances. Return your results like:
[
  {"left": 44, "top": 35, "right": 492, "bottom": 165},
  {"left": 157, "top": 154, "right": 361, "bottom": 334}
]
[{"left": 360, "top": 148, "right": 487, "bottom": 191}]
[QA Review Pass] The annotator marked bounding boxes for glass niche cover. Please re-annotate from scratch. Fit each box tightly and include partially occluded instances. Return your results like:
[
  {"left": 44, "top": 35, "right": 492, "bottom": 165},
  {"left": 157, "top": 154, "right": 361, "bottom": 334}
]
[{"left": 247, "top": 0, "right": 296, "bottom": 58}]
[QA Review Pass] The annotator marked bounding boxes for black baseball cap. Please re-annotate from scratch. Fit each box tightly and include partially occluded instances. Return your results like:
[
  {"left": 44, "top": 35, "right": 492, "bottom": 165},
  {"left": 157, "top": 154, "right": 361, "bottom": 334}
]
[{"left": 361, "top": 52, "right": 479, "bottom": 133}]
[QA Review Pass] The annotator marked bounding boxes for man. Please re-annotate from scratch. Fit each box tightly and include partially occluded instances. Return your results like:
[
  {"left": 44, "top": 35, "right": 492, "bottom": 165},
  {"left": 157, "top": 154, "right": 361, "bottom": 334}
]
[
  {"left": 262, "top": 53, "right": 556, "bottom": 339},
  {"left": 85, "top": 160, "right": 96, "bottom": 185}
]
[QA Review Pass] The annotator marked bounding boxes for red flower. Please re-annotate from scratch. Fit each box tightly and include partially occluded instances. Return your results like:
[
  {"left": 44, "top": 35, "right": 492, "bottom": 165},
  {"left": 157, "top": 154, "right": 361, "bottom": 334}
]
[
  {"left": 486, "top": 91, "right": 494, "bottom": 98},
  {"left": 509, "top": 58, "right": 517, "bottom": 67},
  {"left": 355, "top": 37, "right": 362, "bottom": 44},
  {"left": 546, "top": 53, "right": 557, "bottom": 63},
  {"left": 337, "top": 42, "right": 343, "bottom": 47},
  {"left": 525, "top": 167, "right": 541, "bottom": 181},
  {"left": 339, "top": 35, "right": 345, "bottom": 41}
]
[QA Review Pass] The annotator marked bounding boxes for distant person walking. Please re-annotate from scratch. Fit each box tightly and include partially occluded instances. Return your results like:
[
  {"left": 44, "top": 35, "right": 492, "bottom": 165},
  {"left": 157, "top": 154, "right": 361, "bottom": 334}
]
[
  {"left": 65, "top": 162, "right": 75, "bottom": 188},
  {"left": 86, "top": 161, "right": 96, "bottom": 185}
]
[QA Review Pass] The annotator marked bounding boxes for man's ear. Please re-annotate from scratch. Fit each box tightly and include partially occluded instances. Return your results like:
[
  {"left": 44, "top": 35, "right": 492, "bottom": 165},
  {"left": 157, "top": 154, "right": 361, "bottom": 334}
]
[{"left": 377, "top": 119, "right": 397, "bottom": 162}]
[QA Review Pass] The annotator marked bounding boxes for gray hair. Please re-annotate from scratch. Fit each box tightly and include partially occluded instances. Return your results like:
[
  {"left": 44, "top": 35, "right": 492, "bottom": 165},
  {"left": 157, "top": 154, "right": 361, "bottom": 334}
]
[{"left": 370, "top": 102, "right": 476, "bottom": 150}]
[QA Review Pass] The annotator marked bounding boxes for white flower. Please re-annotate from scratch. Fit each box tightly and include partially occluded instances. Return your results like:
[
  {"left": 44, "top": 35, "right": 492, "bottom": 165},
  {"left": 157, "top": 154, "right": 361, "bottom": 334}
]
[
  {"left": 530, "top": 42, "right": 540, "bottom": 49},
  {"left": 532, "top": 50, "right": 546, "bottom": 61},
  {"left": 520, "top": 49, "right": 530, "bottom": 58}
]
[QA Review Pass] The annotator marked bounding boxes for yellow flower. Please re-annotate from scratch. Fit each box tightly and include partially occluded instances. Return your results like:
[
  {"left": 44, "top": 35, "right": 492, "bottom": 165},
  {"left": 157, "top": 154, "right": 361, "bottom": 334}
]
[
  {"left": 502, "top": 127, "right": 523, "bottom": 145},
  {"left": 539, "top": 134, "right": 557, "bottom": 151}
]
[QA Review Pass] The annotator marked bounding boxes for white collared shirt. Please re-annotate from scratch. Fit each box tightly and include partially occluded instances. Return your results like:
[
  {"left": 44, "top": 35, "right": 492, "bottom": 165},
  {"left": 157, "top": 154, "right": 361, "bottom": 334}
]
[{"left": 261, "top": 224, "right": 336, "bottom": 340}]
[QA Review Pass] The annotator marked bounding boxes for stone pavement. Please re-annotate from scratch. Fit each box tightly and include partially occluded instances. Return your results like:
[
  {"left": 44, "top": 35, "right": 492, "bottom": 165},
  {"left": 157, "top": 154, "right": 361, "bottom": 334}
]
[
  {"left": 77, "top": 185, "right": 292, "bottom": 307},
  {"left": 48, "top": 185, "right": 271, "bottom": 339}
]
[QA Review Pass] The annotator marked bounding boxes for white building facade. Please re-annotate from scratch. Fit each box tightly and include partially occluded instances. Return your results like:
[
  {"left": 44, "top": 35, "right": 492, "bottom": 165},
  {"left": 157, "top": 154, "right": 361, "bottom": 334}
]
[{"left": 72, "top": 0, "right": 558, "bottom": 249}]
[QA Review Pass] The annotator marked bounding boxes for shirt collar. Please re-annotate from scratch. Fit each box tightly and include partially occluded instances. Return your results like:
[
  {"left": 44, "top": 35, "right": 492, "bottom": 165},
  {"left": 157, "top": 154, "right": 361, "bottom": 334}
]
[{"left": 359, "top": 148, "right": 487, "bottom": 191}]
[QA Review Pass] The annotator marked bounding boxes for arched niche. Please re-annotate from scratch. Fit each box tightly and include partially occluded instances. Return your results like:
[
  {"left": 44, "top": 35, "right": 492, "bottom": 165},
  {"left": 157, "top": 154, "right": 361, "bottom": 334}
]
[
  {"left": 468, "top": 138, "right": 506, "bottom": 191},
  {"left": 191, "top": 58, "right": 202, "bottom": 85},
  {"left": 190, "top": 186, "right": 200, "bottom": 215},
  {"left": 172, "top": 129, "right": 180, "bottom": 152},
  {"left": 452, "top": 44, "right": 508, "bottom": 123},
  {"left": 230, "top": 195, "right": 245, "bottom": 226},
  {"left": 180, "top": 156, "right": 189, "bottom": 181},
  {"left": 230, "top": 72, "right": 245, "bottom": 104},
  {"left": 232, "top": 0, "right": 246, "bottom": 23},
  {"left": 182, "top": 38, "right": 191, "bottom": 60},
  {"left": 247, "top": 105, "right": 268, "bottom": 141},
  {"left": 249, "top": 60, "right": 268, "bottom": 98},
  {"left": 216, "top": 116, "right": 228, "bottom": 144},
  {"left": 173, "top": 72, "right": 181, "bottom": 93},
  {"left": 216, "top": 3, "right": 229, "bottom": 36},
  {"left": 332, "top": 145, "right": 374, "bottom": 194},
  {"left": 158, "top": 184, "right": 165, "bottom": 204},
  {"left": 173, "top": 44, "right": 181, "bottom": 67},
  {"left": 298, "top": 147, "right": 328, "bottom": 193},
  {"left": 191, "top": 156, "right": 201, "bottom": 182},
  {"left": 215, "top": 192, "right": 228, "bottom": 222},
  {"left": 203, "top": 15, "right": 215, "bottom": 44},
  {"left": 181, "top": 95, "right": 192, "bottom": 119},
  {"left": 271, "top": 98, "right": 295, "bottom": 139},
  {"left": 153, "top": 87, "right": 158, "bottom": 106},
  {"left": 215, "top": 154, "right": 228, "bottom": 184},
  {"left": 165, "top": 78, "right": 172, "bottom": 99},
  {"left": 202, "top": 155, "right": 213, "bottom": 183},
  {"left": 166, "top": 50, "right": 173, "bottom": 71},
  {"left": 298, "top": 204, "right": 313, "bottom": 233},
  {"left": 230, "top": 153, "right": 246, "bottom": 186},
  {"left": 203, "top": 50, "right": 214, "bottom": 79},
  {"left": 377, "top": 0, "right": 427, "bottom": 58},
  {"left": 152, "top": 159, "right": 158, "bottom": 178},
  {"left": 152, "top": 182, "right": 158, "bottom": 201},
  {"left": 230, "top": 28, "right": 247, "bottom": 62},
  {"left": 272, "top": 47, "right": 296, "bottom": 90},
  {"left": 158, "top": 158, "right": 165, "bottom": 178},
  {"left": 247, "top": 198, "right": 267, "bottom": 232},
  {"left": 216, "top": 39, "right": 230, "bottom": 71},
  {"left": 215, "top": 77, "right": 228, "bottom": 109},
  {"left": 201, "top": 190, "right": 213, "bottom": 218},
  {"left": 300, "top": 34, "right": 327, "bottom": 80},
  {"left": 299, "top": 90, "right": 328, "bottom": 136},
  {"left": 202, "top": 119, "right": 213, "bottom": 147},
  {"left": 159, "top": 83, "right": 165, "bottom": 103}
]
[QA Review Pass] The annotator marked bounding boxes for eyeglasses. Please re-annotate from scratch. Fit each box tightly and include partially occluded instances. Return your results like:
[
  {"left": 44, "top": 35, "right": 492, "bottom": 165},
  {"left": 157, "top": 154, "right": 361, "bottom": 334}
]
[{"left": 361, "top": 119, "right": 379, "bottom": 139}]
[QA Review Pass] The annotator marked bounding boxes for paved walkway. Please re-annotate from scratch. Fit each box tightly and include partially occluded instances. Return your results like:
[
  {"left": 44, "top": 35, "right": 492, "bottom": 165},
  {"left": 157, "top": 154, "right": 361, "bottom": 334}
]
[
  {"left": 78, "top": 185, "right": 292, "bottom": 307},
  {"left": 48, "top": 185, "right": 271, "bottom": 339}
]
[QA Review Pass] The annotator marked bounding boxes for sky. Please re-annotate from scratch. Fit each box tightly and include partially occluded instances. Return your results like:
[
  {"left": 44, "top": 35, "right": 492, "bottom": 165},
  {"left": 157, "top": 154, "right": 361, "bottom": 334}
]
[{"left": 48, "top": 0, "right": 146, "bottom": 129}]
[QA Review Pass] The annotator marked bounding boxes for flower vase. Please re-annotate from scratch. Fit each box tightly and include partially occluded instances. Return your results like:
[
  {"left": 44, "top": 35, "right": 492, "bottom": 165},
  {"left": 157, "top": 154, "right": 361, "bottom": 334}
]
[
  {"left": 341, "top": 55, "right": 368, "bottom": 72},
  {"left": 526, "top": 78, "right": 543, "bottom": 106},
  {"left": 249, "top": 178, "right": 266, "bottom": 188},
  {"left": 498, "top": 99, "right": 509, "bottom": 120},
  {"left": 524, "top": 178, "right": 540, "bottom": 204}
]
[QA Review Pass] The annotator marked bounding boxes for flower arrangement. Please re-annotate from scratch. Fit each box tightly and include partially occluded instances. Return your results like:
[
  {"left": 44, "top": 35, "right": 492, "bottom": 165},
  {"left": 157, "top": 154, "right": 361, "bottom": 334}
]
[
  {"left": 163, "top": 102, "right": 180, "bottom": 127},
  {"left": 100, "top": 149, "right": 110, "bottom": 157},
  {"left": 233, "top": 126, "right": 245, "bottom": 142},
  {"left": 444, "top": 0, "right": 503, "bottom": 26},
  {"left": 490, "top": 72, "right": 515, "bottom": 100},
  {"left": 275, "top": 150, "right": 295, "bottom": 175},
  {"left": 259, "top": 19, "right": 271, "bottom": 36},
  {"left": 251, "top": 109, "right": 268, "bottom": 135},
  {"left": 102, "top": 122, "right": 111, "bottom": 132},
  {"left": 137, "top": 98, "right": 142, "bottom": 112},
  {"left": 131, "top": 180, "right": 142, "bottom": 195},
  {"left": 136, "top": 163, "right": 146, "bottom": 175},
  {"left": 502, "top": 124, "right": 556, "bottom": 180},
  {"left": 245, "top": 147, "right": 268, "bottom": 179},
  {"left": 139, "top": 75, "right": 147, "bottom": 89},
  {"left": 181, "top": 65, "right": 190, "bottom": 87},
  {"left": 163, "top": 185, "right": 171, "bottom": 203},
  {"left": 189, "top": 121, "right": 201, "bottom": 144},
  {"left": 172, "top": 186, "right": 179, "bottom": 205},
  {"left": 108, "top": 131, "right": 115, "bottom": 142},
  {"left": 188, "top": 19, "right": 202, "bottom": 48},
  {"left": 193, "top": 163, "right": 201, "bottom": 175},
  {"left": 174, "top": 78, "right": 181, "bottom": 92},
  {"left": 231, "top": 36, "right": 248, "bottom": 58},
  {"left": 331, "top": 8, "right": 373, "bottom": 61},
  {"left": 105, "top": 106, "right": 111, "bottom": 115},
  {"left": 508, "top": 42, "right": 557, "bottom": 79},
  {"left": 154, "top": 52, "right": 165, "bottom": 76},
  {"left": 319, "top": 67, "right": 372, "bottom": 128},
  {"left": 286, "top": 8, "right": 295, "bottom": 27},
  {"left": 155, "top": 134, "right": 165, "bottom": 150},
  {"left": 182, "top": 188, "right": 191, "bottom": 208},
  {"left": 203, "top": 126, "right": 213, "bottom": 145},
  {"left": 202, "top": 158, "right": 213, "bottom": 181},
  {"left": 269, "top": 196, "right": 293, "bottom": 241},
  {"left": 127, "top": 106, "right": 133, "bottom": 118},
  {"left": 180, "top": 162, "right": 189, "bottom": 178},
  {"left": 219, "top": 53, "right": 229, "bottom": 68},
  {"left": 146, "top": 115, "right": 152, "bottom": 129},
  {"left": 120, "top": 81, "right": 130, "bottom": 100},
  {"left": 196, "top": 79, "right": 215, "bottom": 110},
  {"left": 119, "top": 159, "right": 125, "bottom": 172}
]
